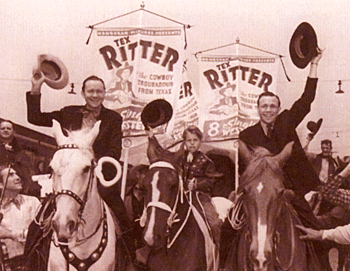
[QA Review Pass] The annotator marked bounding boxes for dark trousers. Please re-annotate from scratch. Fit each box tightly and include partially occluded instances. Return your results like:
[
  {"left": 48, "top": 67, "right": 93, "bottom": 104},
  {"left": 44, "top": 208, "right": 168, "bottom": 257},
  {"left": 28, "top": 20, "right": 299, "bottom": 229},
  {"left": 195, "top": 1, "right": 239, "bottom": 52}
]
[{"left": 97, "top": 182, "right": 132, "bottom": 232}]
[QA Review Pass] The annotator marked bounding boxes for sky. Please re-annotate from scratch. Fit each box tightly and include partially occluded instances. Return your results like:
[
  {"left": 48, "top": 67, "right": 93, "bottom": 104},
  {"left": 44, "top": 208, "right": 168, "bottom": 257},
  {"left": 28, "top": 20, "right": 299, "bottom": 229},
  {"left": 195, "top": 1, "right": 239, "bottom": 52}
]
[{"left": 1, "top": 0, "right": 350, "bottom": 160}]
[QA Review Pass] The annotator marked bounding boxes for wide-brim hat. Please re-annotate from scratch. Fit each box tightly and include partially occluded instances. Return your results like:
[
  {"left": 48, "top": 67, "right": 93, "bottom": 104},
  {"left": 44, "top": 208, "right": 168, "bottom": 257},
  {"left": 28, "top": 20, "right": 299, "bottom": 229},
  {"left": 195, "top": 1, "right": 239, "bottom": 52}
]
[
  {"left": 307, "top": 118, "right": 323, "bottom": 135},
  {"left": 141, "top": 99, "right": 173, "bottom": 129},
  {"left": 34, "top": 54, "right": 69, "bottom": 89},
  {"left": 289, "top": 22, "right": 318, "bottom": 69},
  {"left": 116, "top": 62, "right": 133, "bottom": 78}
]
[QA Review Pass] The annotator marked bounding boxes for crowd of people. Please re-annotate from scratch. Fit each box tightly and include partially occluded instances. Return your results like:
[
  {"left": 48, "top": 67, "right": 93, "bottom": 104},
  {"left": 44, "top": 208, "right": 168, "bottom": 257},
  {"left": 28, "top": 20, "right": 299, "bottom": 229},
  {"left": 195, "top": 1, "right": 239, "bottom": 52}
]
[{"left": 1, "top": 45, "right": 350, "bottom": 271}]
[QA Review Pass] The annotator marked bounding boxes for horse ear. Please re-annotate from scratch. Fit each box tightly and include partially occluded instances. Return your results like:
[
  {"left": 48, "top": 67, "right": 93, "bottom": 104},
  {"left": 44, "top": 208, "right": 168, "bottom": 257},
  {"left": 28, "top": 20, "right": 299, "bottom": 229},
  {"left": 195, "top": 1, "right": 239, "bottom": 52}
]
[
  {"left": 275, "top": 141, "right": 294, "bottom": 166},
  {"left": 86, "top": 120, "right": 101, "bottom": 146},
  {"left": 52, "top": 119, "right": 67, "bottom": 145},
  {"left": 238, "top": 140, "right": 254, "bottom": 166}
]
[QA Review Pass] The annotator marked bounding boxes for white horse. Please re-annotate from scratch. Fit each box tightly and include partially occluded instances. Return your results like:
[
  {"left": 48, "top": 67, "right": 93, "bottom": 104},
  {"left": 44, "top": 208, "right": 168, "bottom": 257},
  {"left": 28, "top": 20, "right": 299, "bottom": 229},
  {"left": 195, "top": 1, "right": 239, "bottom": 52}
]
[{"left": 47, "top": 120, "right": 122, "bottom": 271}]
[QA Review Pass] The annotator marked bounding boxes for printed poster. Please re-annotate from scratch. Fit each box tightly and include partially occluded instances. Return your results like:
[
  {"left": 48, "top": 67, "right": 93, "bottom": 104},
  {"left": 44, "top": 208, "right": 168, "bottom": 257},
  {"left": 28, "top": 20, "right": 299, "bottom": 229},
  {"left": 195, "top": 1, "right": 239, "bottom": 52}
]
[
  {"left": 90, "top": 27, "right": 185, "bottom": 137},
  {"left": 198, "top": 55, "right": 279, "bottom": 141}
]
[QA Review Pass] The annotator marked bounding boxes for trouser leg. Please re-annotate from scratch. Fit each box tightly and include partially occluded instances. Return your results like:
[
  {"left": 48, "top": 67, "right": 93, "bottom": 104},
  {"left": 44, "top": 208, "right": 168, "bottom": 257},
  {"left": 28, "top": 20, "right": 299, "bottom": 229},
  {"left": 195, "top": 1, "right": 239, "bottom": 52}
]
[{"left": 97, "top": 182, "right": 136, "bottom": 261}]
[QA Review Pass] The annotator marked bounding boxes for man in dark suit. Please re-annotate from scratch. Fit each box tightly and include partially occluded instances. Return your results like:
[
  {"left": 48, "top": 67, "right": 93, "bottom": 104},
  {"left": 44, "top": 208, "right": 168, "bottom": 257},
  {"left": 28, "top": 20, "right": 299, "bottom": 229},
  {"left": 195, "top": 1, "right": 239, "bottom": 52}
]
[
  {"left": 239, "top": 49, "right": 328, "bottom": 270},
  {"left": 239, "top": 49, "right": 323, "bottom": 229},
  {"left": 26, "top": 75, "right": 135, "bottom": 261}
]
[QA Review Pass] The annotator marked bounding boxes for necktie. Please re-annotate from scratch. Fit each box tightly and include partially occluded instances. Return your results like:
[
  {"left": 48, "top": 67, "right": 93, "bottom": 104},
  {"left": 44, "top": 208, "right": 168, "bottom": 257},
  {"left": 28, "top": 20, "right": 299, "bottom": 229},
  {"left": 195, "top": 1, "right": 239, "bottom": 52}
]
[
  {"left": 82, "top": 108, "right": 99, "bottom": 129},
  {"left": 267, "top": 123, "right": 273, "bottom": 138}
]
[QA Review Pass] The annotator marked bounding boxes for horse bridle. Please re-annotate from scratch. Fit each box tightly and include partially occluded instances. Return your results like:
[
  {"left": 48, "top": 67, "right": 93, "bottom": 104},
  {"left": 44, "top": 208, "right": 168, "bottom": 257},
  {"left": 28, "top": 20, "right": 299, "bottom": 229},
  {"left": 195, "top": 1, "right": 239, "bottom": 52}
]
[
  {"left": 239, "top": 194, "right": 296, "bottom": 271},
  {"left": 143, "top": 161, "right": 191, "bottom": 249},
  {"left": 53, "top": 144, "right": 95, "bottom": 219}
]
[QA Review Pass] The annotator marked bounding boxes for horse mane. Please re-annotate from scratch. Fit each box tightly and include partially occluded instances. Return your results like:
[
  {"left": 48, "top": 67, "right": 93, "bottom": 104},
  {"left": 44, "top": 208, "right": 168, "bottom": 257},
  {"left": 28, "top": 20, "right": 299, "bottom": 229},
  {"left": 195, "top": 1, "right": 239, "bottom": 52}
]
[{"left": 239, "top": 146, "right": 284, "bottom": 192}]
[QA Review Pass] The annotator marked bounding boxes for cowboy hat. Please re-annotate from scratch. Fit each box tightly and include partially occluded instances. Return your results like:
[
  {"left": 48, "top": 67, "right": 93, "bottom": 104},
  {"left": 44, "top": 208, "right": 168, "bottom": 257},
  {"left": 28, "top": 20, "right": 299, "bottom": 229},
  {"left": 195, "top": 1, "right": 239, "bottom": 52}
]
[
  {"left": 289, "top": 22, "right": 318, "bottom": 69},
  {"left": 141, "top": 99, "right": 173, "bottom": 129},
  {"left": 116, "top": 62, "right": 133, "bottom": 78},
  {"left": 307, "top": 118, "right": 323, "bottom": 135},
  {"left": 33, "top": 54, "right": 69, "bottom": 89}
]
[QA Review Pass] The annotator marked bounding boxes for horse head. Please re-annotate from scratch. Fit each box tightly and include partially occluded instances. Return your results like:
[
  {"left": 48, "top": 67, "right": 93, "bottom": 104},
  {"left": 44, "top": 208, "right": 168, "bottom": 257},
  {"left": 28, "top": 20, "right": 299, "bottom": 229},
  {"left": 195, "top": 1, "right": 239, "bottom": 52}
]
[
  {"left": 141, "top": 161, "right": 181, "bottom": 250},
  {"left": 238, "top": 140, "right": 293, "bottom": 271},
  {"left": 49, "top": 120, "right": 121, "bottom": 244}
]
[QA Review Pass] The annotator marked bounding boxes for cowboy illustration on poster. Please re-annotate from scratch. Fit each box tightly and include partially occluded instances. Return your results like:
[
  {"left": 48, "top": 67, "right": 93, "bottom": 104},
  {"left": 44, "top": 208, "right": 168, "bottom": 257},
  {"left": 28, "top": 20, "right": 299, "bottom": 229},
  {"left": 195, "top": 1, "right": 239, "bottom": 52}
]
[
  {"left": 105, "top": 62, "right": 137, "bottom": 106},
  {"left": 209, "top": 82, "right": 238, "bottom": 116}
]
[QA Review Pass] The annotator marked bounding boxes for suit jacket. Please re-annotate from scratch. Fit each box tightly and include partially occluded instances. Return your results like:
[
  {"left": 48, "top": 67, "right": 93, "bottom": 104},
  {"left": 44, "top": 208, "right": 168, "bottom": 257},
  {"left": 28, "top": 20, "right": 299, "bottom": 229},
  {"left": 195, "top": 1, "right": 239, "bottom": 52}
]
[
  {"left": 310, "top": 153, "right": 338, "bottom": 179},
  {"left": 239, "top": 77, "right": 321, "bottom": 196},
  {"left": 26, "top": 92, "right": 122, "bottom": 160}
]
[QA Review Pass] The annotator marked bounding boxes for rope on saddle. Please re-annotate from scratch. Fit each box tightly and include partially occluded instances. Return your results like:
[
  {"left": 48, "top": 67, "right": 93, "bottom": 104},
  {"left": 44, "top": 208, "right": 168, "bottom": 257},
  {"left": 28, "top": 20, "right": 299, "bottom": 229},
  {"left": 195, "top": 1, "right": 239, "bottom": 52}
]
[{"left": 227, "top": 192, "right": 245, "bottom": 230}]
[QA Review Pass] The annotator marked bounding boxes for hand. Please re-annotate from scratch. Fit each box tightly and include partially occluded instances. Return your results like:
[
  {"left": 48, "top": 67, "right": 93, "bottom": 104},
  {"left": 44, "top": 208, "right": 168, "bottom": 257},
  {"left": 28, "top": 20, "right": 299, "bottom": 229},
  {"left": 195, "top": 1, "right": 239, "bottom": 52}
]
[
  {"left": 188, "top": 178, "right": 197, "bottom": 191},
  {"left": 31, "top": 66, "right": 45, "bottom": 95},
  {"left": 310, "top": 47, "right": 323, "bottom": 65},
  {"left": 295, "top": 224, "right": 323, "bottom": 240},
  {"left": 146, "top": 127, "right": 154, "bottom": 138},
  {"left": 306, "top": 133, "right": 315, "bottom": 142}
]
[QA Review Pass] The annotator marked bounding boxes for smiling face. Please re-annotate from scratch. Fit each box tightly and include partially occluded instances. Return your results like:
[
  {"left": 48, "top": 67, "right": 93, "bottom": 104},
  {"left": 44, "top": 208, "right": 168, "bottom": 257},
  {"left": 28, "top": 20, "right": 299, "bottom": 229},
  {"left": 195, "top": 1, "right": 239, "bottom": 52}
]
[
  {"left": 0, "top": 168, "right": 22, "bottom": 192},
  {"left": 257, "top": 96, "right": 281, "bottom": 125},
  {"left": 81, "top": 80, "right": 106, "bottom": 110},
  {"left": 321, "top": 143, "right": 332, "bottom": 157}
]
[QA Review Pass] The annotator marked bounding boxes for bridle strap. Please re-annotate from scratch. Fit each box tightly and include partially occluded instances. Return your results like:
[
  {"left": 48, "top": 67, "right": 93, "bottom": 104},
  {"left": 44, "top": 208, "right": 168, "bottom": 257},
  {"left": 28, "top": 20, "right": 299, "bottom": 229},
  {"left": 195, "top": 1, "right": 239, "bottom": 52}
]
[
  {"left": 274, "top": 201, "right": 296, "bottom": 271},
  {"left": 53, "top": 144, "right": 95, "bottom": 217},
  {"left": 54, "top": 190, "right": 84, "bottom": 208},
  {"left": 56, "top": 144, "right": 79, "bottom": 151}
]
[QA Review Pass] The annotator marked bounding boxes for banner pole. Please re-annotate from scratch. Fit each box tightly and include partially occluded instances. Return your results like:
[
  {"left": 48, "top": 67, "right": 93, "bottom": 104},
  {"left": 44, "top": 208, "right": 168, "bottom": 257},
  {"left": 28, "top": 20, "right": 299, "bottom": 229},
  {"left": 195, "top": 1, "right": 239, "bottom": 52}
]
[
  {"left": 121, "top": 138, "right": 132, "bottom": 201},
  {"left": 235, "top": 140, "right": 239, "bottom": 192}
]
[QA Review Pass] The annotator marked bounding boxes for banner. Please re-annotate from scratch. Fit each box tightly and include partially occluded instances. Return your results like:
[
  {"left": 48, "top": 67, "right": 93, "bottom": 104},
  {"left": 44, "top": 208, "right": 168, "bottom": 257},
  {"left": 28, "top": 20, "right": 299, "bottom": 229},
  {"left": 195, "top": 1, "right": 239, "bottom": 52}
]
[
  {"left": 170, "top": 60, "right": 200, "bottom": 143},
  {"left": 198, "top": 55, "right": 279, "bottom": 141},
  {"left": 91, "top": 27, "right": 185, "bottom": 137}
]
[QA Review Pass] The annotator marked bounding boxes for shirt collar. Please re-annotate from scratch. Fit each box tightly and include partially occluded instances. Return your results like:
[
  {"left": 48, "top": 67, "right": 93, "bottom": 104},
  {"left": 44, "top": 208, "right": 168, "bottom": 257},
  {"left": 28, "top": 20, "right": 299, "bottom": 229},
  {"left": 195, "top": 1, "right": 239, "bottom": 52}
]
[
  {"left": 2, "top": 194, "right": 23, "bottom": 210},
  {"left": 81, "top": 106, "right": 102, "bottom": 118}
]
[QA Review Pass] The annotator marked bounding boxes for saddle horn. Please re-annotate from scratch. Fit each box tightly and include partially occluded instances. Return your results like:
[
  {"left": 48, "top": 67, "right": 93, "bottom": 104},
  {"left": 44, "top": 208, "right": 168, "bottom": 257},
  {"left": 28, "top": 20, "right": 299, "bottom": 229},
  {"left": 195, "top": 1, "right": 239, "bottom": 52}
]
[{"left": 95, "top": 157, "right": 122, "bottom": 187}]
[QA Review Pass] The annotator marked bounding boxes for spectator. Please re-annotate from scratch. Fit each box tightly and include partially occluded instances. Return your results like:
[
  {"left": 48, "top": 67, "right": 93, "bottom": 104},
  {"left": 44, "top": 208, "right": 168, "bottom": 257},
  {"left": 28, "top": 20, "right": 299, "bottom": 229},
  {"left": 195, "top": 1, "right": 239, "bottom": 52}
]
[
  {"left": 297, "top": 162, "right": 350, "bottom": 244},
  {"left": 0, "top": 165, "right": 40, "bottom": 270},
  {"left": 305, "top": 139, "right": 339, "bottom": 183},
  {"left": 0, "top": 120, "right": 40, "bottom": 198}
]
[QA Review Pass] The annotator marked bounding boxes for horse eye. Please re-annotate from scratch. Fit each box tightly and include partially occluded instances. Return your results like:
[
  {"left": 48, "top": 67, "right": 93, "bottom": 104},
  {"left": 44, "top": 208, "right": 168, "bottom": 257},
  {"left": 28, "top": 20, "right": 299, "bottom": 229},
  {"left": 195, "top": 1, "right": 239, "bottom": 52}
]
[{"left": 83, "top": 166, "right": 91, "bottom": 173}]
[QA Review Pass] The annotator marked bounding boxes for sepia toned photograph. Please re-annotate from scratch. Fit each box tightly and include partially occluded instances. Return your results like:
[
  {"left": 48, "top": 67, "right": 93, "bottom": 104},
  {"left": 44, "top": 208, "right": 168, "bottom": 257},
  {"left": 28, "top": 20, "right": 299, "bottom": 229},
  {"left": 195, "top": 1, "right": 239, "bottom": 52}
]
[{"left": 1, "top": 0, "right": 350, "bottom": 270}]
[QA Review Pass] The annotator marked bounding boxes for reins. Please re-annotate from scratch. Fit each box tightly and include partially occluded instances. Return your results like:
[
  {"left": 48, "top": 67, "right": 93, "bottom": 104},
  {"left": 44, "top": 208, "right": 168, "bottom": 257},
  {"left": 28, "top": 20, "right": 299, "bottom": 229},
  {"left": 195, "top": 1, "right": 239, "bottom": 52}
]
[
  {"left": 145, "top": 161, "right": 192, "bottom": 249},
  {"left": 273, "top": 201, "right": 296, "bottom": 271}
]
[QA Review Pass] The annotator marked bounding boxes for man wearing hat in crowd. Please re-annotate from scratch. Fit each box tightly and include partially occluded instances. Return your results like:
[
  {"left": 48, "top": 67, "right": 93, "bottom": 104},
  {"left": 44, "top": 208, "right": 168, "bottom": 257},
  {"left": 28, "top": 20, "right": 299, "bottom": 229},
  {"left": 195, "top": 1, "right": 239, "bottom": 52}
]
[
  {"left": 306, "top": 138, "right": 339, "bottom": 184},
  {"left": 25, "top": 56, "right": 136, "bottom": 263},
  {"left": 238, "top": 23, "right": 326, "bottom": 268}
]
